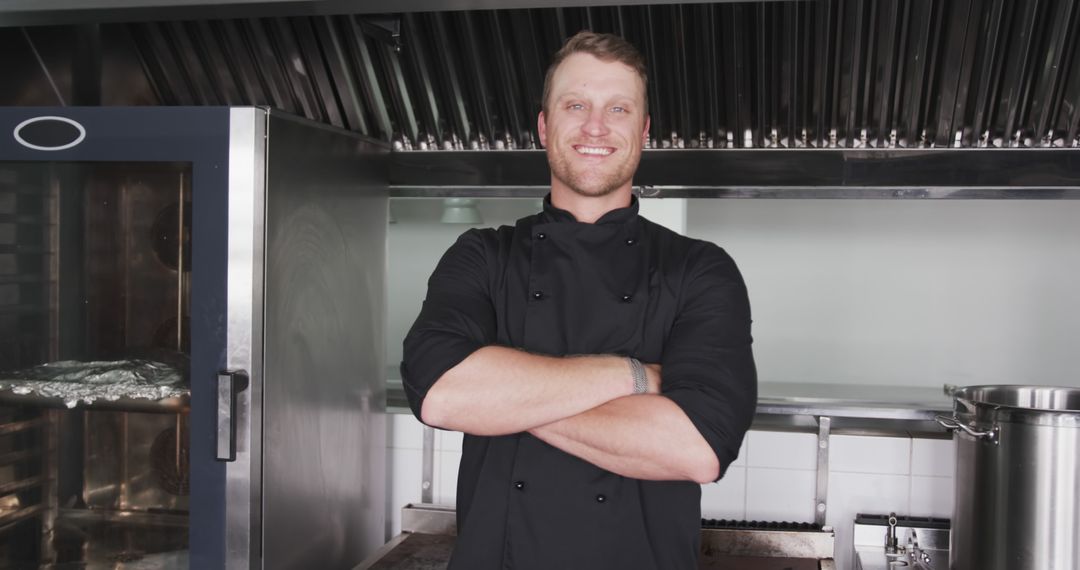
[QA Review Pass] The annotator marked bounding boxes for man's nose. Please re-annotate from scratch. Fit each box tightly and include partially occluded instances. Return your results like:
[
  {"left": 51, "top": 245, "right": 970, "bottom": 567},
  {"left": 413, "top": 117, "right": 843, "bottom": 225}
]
[{"left": 581, "top": 108, "right": 610, "bottom": 137}]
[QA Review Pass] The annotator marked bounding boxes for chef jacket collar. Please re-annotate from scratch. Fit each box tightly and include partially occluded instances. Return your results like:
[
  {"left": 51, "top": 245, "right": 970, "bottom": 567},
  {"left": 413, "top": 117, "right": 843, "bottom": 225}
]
[{"left": 539, "top": 193, "right": 640, "bottom": 225}]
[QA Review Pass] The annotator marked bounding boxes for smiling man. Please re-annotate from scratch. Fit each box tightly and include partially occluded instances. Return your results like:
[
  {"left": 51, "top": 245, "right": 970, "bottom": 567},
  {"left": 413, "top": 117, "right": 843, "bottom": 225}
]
[{"left": 401, "top": 32, "right": 757, "bottom": 569}]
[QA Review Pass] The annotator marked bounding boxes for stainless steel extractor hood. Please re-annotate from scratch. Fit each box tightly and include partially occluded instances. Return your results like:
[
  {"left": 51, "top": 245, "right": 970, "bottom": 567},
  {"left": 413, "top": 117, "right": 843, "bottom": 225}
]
[{"left": 2, "top": 1, "right": 1079, "bottom": 197}]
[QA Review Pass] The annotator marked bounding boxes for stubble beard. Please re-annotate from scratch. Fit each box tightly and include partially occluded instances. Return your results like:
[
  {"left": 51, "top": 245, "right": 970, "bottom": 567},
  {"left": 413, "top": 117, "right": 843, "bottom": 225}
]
[{"left": 547, "top": 144, "right": 640, "bottom": 198}]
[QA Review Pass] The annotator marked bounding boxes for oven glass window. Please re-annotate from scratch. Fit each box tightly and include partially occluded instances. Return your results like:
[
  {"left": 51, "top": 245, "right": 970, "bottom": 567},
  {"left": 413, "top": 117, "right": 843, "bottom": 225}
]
[{"left": 0, "top": 161, "right": 191, "bottom": 567}]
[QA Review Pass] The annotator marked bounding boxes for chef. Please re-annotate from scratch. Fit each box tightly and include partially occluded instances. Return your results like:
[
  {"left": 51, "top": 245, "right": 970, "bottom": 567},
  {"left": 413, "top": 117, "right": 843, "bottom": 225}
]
[{"left": 401, "top": 31, "right": 757, "bottom": 570}]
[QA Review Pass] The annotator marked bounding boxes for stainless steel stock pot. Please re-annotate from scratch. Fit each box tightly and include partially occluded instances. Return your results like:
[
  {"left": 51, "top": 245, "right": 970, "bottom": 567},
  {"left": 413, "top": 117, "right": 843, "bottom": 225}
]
[{"left": 936, "top": 385, "right": 1080, "bottom": 570}]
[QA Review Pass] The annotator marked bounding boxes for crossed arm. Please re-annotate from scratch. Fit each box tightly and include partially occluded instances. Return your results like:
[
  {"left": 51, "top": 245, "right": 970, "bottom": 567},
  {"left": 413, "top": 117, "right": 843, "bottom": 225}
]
[
  {"left": 421, "top": 346, "right": 719, "bottom": 483},
  {"left": 402, "top": 231, "right": 754, "bottom": 486}
]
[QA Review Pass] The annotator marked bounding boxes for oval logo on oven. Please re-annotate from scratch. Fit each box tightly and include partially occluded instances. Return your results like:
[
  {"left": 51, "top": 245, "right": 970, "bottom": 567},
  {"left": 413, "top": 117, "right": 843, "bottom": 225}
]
[{"left": 13, "top": 116, "right": 86, "bottom": 151}]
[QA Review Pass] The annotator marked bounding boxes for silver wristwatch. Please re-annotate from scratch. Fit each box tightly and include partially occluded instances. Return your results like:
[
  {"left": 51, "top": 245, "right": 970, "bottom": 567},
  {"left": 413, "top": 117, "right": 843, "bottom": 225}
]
[{"left": 627, "top": 357, "right": 648, "bottom": 395}]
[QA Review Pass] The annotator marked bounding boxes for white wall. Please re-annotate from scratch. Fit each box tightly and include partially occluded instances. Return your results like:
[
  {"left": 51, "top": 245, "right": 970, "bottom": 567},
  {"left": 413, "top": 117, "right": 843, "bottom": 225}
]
[{"left": 685, "top": 199, "right": 1080, "bottom": 389}]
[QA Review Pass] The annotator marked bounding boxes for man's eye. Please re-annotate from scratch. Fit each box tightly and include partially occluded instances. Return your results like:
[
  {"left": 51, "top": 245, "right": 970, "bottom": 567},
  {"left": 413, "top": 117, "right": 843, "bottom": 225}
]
[
  {"left": 568, "top": 103, "right": 585, "bottom": 110},
  {"left": 611, "top": 106, "right": 627, "bottom": 113}
]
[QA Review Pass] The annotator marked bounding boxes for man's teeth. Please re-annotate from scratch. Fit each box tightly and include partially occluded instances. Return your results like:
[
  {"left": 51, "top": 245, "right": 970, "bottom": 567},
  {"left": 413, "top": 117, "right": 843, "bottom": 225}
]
[{"left": 576, "top": 146, "right": 612, "bottom": 156}]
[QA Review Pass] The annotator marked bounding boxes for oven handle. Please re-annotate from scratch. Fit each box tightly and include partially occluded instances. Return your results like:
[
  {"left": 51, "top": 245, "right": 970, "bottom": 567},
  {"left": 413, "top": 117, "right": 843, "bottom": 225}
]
[
  {"left": 934, "top": 414, "right": 998, "bottom": 444},
  {"left": 216, "top": 369, "right": 250, "bottom": 461}
]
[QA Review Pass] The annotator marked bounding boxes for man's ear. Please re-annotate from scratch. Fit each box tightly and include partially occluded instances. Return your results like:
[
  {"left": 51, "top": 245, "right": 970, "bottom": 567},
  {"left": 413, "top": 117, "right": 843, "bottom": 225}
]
[
  {"left": 643, "top": 114, "right": 651, "bottom": 144},
  {"left": 537, "top": 111, "right": 548, "bottom": 148}
]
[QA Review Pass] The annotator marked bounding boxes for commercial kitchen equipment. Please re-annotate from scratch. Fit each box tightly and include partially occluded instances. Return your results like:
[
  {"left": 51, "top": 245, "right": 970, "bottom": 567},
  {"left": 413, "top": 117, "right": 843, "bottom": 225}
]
[
  {"left": 853, "top": 513, "right": 949, "bottom": 570},
  {"left": 357, "top": 504, "right": 837, "bottom": 569},
  {"left": 0, "top": 107, "right": 388, "bottom": 569},
  {"left": 937, "top": 385, "right": 1080, "bottom": 570}
]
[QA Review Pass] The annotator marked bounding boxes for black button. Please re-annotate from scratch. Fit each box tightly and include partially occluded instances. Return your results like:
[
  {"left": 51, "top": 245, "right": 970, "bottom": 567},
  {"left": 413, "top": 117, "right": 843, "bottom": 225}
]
[
  {"left": 536, "top": 232, "right": 547, "bottom": 240},
  {"left": 621, "top": 294, "right": 633, "bottom": 303},
  {"left": 532, "top": 291, "right": 544, "bottom": 300},
  {"left": 514, "top": 481, "right": 525, "bottom": 491},
  {"left": 625, "top": 238, "right": 637, "bottom": 246},
  {"left": 595, "top": 494, "right": 607, "bottom": 503}
]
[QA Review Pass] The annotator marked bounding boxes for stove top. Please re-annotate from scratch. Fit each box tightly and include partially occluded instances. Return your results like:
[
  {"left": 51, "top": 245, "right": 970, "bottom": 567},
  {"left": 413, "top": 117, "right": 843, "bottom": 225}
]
[{"left": 853, "top": 513, "right": 950, "bottom": 570}]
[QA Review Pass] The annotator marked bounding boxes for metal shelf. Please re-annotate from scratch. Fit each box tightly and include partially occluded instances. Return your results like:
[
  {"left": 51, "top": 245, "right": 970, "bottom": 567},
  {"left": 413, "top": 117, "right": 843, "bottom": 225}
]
[
  {"left": 0, "top": 474, "right": 44, "bottom": 495},
  {"left": 0, "top": 416, "right": 46, "bottom": 436},
  {"left": 0, "top": 448, "right": 41, "bottom": 467},
  {"left": 0, "top": 390, "right": 189, "bottom": 414},
  {"left": 0, "top": 304, "right": 48, "bottom": 316},
  {"left": 0, "top": 213, "right": 44, "bottom": 224},
  {"left": 0, "top": 504, "right": 46, "bottom": 533},
  {"left": 0, "top": 245, "right": 48, "bottom": 255}
]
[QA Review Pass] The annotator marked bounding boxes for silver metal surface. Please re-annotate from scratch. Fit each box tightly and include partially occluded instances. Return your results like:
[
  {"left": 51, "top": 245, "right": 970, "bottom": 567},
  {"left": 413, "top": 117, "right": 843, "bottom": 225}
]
[
  {"left": 361, "top": 510, "right": 833, "bottom": 570},
  {"left": 934, "top": 414, "right": 998, "bottom": 442},
  {"left": 0, "top": 0, "right": 789, "bottom": 26},
  {"left": 83, "top": 411, "right": 189, "bottom": 513},
  {"left": 756, "top": 382, "right": 952, "bottom": 421},
  {"left": 391, "top": 184, "right": 1080, "bottom": 200},
  {"left": 389, "top": 149, "right": 1080, "bottom": 198},
  {"left": 217, "top": 373, "right": 234, "bottom": 461},
  {"left": 420, "top": 426, "right": 434, "bottom": 504},
  {"left": 224, "top": 106, "right": 265, "bottom": 570},
  {"left": 948, "top": 385, "right": 1080, "bottom": 570},
  {"left": 813, "top": 417, "right": 830, "bottom": 526},
  {"left": 0, "top": 359, "right": 187, "bottom": 408},
  {"left": 853, "top": 517, "right": 949, "bottom": 570},
  {"left": 0, "top": 391, "right": 188, "bottom": 413},
  {"left": 259, "top": 110, "right": 388, "bottom": 569},
  {"left": 954, "top": 385, "right": 1080, "bottom": 427},
  {"left": 400, "top": 503, "right": 456, "bottom": 535},
  {"left": 7, "top": 3, "right": 1080, "bottom": 159},
  {"left": 389, "top": 381, "right": 957, "bottom": 437},
  {"left": 699, "top": 527, "right": 835, "bottom": 560}
]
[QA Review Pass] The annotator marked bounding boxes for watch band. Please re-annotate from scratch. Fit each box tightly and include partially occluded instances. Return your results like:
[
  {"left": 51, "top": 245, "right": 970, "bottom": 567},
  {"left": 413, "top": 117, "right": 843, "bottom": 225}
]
[{"left": 628, "top": 357, "right": 648, "bottom": 395}]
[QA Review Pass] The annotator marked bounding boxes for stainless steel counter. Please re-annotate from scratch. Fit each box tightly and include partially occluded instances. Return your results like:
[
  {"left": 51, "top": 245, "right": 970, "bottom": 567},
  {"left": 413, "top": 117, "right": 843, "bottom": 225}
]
[
  {"left": 387, "top": 379, "right": 954, "bottom": 436},
  {"left": 357, "top": 505, "right": 837, "bottom": 570}
]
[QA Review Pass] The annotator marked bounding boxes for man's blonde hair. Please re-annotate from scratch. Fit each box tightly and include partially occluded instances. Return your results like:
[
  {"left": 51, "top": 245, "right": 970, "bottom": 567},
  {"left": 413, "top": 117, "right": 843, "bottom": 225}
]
[{"left": 541, "top": 31, "right": 649, "bottom": 116}]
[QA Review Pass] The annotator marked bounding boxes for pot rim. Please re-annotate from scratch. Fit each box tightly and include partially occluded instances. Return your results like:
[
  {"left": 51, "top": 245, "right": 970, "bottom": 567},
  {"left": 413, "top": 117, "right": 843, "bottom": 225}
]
[{"left": 953, "top": 385, "right": 1080, "bottom": 428}]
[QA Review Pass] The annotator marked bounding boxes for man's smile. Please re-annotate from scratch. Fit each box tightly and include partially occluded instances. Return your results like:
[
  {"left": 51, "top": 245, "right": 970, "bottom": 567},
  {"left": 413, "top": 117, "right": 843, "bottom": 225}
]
[{"left": 573, "top": 144, "right": 616, "bottom": 157}]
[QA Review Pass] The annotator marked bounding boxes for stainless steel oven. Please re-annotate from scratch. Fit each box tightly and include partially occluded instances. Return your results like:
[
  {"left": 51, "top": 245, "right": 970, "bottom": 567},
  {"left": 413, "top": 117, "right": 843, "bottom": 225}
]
[{"left": 0, "top": 107, "right": 389, "bottom": 569}]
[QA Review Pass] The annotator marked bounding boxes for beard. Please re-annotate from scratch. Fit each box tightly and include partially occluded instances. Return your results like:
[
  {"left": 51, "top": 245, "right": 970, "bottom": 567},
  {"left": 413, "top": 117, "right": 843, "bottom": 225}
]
[{"left": 547, "top": 142, "right": 641, "bottom": 198}]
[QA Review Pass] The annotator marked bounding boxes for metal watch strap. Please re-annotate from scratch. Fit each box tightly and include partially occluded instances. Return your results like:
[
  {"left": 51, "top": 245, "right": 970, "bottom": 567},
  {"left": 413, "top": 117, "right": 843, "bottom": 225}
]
[{"left": 628, "top": 357, "right": 647, "bottom": 395}]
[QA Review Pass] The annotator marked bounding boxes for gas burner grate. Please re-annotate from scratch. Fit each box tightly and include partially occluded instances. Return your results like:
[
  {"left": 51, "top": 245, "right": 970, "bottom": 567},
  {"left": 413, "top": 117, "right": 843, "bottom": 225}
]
[
  {"left": 700, "top": 519, "right": 823, "bottom": 531},
  {"left": 854, "top": 513, "right": 950, "bottom": 530}
]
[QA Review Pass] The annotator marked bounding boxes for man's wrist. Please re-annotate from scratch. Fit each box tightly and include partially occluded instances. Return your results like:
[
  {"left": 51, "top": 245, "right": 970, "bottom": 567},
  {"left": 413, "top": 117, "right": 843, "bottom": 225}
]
[{"left": 627, "top": 357, "right": 647, "bottom": 395}]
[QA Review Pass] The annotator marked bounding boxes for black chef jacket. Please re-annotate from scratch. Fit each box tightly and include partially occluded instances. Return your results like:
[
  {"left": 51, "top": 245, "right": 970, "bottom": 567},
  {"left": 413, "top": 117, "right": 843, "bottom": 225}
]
[{"left": 401, "top": 195, "right": 757, "bottom": 570}]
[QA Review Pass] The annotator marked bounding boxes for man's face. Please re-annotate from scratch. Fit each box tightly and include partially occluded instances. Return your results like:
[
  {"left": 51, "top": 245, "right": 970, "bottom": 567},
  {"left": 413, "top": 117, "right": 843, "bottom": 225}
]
[{"left": 538, "top": 53, "right": 650, "bottom": 198}]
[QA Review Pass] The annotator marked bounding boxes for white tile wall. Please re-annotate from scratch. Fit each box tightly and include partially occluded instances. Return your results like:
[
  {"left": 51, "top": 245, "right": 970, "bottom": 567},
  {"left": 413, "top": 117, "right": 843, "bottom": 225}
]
[
  {"left": 387, "top": 447, "right": 422, "bottom": 538},
  {"left": 911, "top": 438, "right": 955, "bottom": 477},
  {"left": 746, "top": 431, "right": 818, "bottom": 470},
  {"left": 389, "top": 413, "right": 425, "bottom": 450},
  {"left": 384, "top": 418, "right": 960, "bottom": 570},
  {"left": 746, "top": 467, "right": 817, "bottom": 522},
  {"left": 435, "top": 450, "right": 462, "bottom": 505},
  {"left": 438, "top": 429, "right": 464, "bottom": 452},
  {"left": 701, "top": 466, "right": 746, "bottom": 520},
  {"left": 830, "top": 434, "right": 910, "bottom": 474},
  {"left": 909, "top": 476, "right": 954, "bottom": 518}
]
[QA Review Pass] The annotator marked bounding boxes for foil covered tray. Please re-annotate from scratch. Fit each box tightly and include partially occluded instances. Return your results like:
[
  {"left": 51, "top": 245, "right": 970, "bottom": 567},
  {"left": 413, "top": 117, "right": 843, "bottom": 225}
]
[{"left": 0, "top": 358, "right": 190, "bottom": 411}]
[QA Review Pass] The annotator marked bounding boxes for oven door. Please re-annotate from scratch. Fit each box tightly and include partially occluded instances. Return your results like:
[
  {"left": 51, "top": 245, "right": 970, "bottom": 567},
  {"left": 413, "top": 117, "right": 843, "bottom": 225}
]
[{"left": 0, "top": 106, "right": 245, "bottom": 569}]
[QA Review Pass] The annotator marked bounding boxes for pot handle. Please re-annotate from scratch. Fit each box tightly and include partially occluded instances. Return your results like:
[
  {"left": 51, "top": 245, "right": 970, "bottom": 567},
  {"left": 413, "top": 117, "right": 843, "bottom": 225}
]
[{"left": 934, "top": 414, "right": 999, "bottom": 443}]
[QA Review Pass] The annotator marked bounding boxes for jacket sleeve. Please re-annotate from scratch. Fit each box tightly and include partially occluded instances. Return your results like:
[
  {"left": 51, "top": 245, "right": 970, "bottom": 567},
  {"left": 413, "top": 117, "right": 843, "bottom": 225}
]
[
  {"left": 401, "top": 229, "right": 497, "bottom": 424},
  {"left": 661, "top": 243, "right": 757, "bottom": 480}
]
